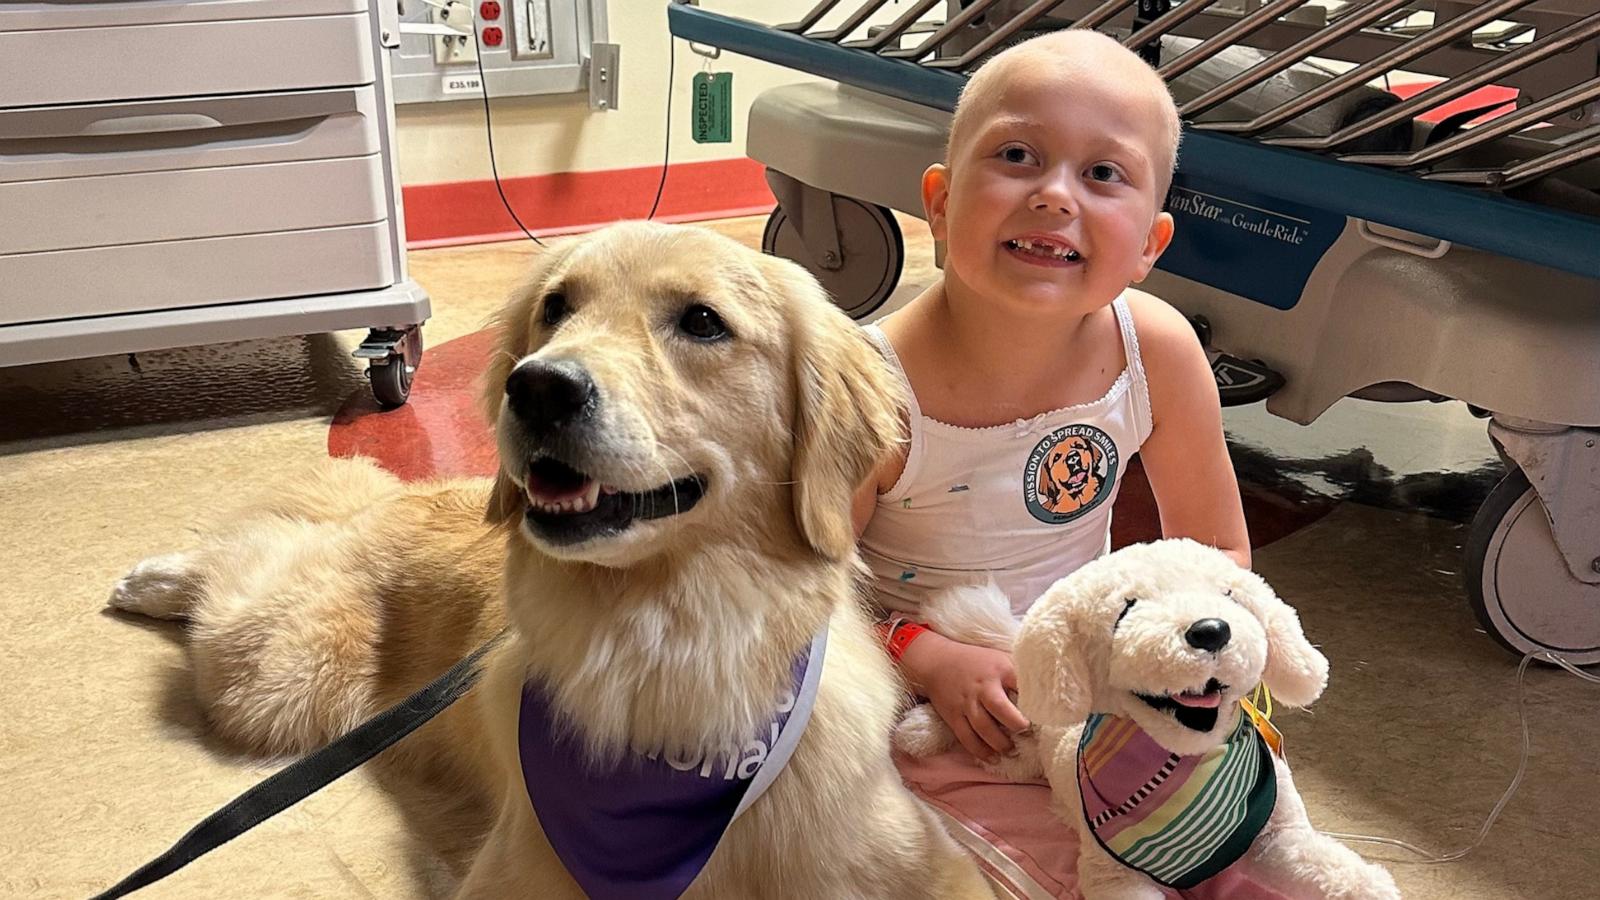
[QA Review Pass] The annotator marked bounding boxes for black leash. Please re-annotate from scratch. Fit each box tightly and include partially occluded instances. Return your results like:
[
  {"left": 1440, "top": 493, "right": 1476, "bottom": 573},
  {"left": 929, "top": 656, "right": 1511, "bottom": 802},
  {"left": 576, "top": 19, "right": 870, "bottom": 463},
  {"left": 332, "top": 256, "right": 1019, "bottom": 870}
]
[{"left": 91, "top": 630, "right": 509, "bottom": 900}]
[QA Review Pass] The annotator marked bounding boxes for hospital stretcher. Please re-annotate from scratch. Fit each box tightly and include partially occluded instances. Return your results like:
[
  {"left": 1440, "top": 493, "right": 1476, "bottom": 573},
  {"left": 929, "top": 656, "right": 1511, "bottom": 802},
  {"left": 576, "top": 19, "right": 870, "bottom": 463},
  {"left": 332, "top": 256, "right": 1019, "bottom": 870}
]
[{"left": 667, "top": 0, "right": 1600, "bottom": 663}]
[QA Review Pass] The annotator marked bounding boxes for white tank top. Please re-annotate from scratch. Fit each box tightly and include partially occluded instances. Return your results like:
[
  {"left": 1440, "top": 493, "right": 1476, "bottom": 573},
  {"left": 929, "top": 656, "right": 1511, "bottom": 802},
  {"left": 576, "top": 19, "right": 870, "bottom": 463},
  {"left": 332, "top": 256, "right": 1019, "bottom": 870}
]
[{"left": 860, "top": 296, "right": 1154, "bottom": 619}]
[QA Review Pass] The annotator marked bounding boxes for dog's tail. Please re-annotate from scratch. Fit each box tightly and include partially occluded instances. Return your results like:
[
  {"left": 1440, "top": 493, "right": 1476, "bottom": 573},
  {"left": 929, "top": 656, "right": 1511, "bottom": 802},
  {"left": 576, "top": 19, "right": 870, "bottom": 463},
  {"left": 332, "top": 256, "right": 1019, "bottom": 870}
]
[{"left": 919, "top": 582, "right": 1020, "bottom": 652}]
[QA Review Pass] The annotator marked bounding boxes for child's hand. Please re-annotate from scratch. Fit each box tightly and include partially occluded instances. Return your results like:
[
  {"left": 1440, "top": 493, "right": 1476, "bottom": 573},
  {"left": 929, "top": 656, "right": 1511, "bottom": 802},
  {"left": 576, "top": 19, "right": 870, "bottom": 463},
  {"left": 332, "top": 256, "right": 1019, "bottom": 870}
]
[{"left": 900, "top": 631, "right": 1031, "bottom": 762}]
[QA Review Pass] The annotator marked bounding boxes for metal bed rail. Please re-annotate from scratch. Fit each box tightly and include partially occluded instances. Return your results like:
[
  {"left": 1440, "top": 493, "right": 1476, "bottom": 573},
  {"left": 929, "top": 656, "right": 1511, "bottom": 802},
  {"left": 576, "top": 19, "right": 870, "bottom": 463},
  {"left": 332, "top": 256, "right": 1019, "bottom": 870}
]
[{"left": 669, "top": 1, "right": 1600, "bottom": 281}]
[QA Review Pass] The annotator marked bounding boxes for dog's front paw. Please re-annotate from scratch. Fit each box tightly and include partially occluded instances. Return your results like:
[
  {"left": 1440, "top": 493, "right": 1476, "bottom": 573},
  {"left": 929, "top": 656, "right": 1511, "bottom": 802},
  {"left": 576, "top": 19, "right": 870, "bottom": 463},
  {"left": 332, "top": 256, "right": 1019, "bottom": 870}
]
[
  {"left": 108, "top": 552, "right": 201, "bottom": 620},
  {"left": 893, "top": 703, "right": 958, "bottom": 757},
  {"left": 1342, "top": 860, "right": 1401, "bottom": 900},
  {"left": 1253, "top": 827, "right": 1404, "bottom": 900},
  {"left": 1312, "top": 861, "right": 1401, "bottom": 900}
]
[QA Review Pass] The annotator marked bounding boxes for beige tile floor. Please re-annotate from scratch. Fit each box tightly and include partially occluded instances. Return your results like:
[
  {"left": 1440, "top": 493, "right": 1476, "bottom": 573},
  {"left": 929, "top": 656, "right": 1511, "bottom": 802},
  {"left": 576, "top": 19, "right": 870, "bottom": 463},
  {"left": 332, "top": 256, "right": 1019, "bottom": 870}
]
[{"left": 2, "top": 215, "right": 1595, "bottom": 899}]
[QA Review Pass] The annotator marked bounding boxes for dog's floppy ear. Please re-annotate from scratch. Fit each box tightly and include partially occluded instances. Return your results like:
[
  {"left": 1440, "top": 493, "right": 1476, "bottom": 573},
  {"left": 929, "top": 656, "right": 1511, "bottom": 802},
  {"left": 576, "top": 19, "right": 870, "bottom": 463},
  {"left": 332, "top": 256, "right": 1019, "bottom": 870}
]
[
  {"left": 480, "top": 239, "right": 577, "bottom": 526},
  {"left": 1229, "top": 574, "right": 1329, "bottom": 708},
  {"left": 1013, "top": 591, "right": 1094, "bottom": 728},
  {"left": 777, "top": 260, "right": 907, "bottom": 560}
]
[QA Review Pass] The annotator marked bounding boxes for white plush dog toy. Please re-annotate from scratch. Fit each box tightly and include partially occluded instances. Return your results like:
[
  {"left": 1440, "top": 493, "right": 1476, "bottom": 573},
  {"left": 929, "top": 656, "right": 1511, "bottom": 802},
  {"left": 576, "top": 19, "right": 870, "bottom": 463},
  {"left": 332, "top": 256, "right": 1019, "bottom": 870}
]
[{"left": 894, "top": 539, "right": 1400, "bottom": 899}]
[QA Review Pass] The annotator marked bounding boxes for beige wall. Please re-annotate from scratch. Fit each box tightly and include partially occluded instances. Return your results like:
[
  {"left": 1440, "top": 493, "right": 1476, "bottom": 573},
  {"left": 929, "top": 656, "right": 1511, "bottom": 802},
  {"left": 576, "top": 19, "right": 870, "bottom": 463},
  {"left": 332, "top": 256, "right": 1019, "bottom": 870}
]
[{"left": 394, "top": 2, "right": 826, "bottom": 185}]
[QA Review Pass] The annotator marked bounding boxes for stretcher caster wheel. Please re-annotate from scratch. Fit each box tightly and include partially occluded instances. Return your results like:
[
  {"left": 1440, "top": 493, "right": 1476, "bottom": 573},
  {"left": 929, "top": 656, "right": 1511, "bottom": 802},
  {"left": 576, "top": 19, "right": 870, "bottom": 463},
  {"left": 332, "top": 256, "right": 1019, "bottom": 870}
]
[
  {"left": 356, "top": 325, "right": 424, "bottom": 410},
  {"left": 1465, "top": 468, "right": 1600, "bottom": 665},
  {"left": 762, "top": 198, "right": 903, "bottom": 320}
]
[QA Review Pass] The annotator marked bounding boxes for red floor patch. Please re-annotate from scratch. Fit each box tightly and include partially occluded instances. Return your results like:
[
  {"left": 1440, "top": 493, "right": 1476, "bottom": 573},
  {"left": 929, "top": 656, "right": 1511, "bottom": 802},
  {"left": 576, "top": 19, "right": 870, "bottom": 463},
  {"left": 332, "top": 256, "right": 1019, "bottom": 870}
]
[
  {"left": 330, "top": 329, "right": 500, "bottom": 482},
  {"left": 330, "top": 330, "right": 1331, "bottom": 550}
]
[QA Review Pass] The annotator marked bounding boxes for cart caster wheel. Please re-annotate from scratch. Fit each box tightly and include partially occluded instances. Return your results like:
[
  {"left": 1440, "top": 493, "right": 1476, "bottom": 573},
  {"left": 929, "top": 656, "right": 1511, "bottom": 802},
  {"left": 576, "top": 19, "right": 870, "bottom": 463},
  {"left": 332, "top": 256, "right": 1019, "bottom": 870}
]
[
  {"left": 1465, "top": 468, "right": 1600, "bottom": 665},
  {"left": 369, "top": 355, "right": 414, "bottom": 409},
  {"left": 357, "top": 325, "right": 423, "bottom": 410},
  {"left": 762, "top": 198, "right": 903, "bottom": 320}
]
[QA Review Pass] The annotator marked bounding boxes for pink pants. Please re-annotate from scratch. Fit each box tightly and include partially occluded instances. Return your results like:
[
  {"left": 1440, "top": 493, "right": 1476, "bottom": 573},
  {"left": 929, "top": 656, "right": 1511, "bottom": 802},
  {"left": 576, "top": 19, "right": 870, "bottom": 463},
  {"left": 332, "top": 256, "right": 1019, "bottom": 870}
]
[{"left": 895, "top": 750, "right": 1291, "bottom": 900}]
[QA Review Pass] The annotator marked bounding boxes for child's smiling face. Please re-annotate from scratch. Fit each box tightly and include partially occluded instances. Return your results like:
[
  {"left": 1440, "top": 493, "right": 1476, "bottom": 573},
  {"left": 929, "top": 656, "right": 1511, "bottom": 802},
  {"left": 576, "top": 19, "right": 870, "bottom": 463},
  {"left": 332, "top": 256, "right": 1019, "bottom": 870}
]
[{"left": 924, "top": 41, "right": 1178, "bottom": 320}]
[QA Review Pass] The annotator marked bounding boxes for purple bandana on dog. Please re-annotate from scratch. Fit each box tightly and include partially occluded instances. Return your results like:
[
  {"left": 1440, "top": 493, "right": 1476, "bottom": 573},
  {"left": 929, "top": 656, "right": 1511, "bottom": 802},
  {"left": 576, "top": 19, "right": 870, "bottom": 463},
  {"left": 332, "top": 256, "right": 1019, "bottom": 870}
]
[{"left": 518, "top": 630, "right": 826, "bottom": 900}]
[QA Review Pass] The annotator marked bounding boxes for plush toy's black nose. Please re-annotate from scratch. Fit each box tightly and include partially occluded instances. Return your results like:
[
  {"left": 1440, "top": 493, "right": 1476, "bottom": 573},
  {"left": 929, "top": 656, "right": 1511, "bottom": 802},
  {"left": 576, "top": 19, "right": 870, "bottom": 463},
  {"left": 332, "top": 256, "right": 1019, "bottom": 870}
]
[
  {"left": 1185, "top": 618, "right": 1232, "bottom": 652},
  {"left": 505, "top": 359, "right": 595, "bottom": 435}
]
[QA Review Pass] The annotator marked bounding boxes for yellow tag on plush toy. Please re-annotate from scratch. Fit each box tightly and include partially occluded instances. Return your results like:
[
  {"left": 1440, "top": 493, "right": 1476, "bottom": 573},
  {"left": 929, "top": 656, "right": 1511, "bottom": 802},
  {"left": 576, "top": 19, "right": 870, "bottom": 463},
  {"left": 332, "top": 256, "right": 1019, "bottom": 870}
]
[{"left": 1240, "top": 697, "right": 1283, "bottom": 758}]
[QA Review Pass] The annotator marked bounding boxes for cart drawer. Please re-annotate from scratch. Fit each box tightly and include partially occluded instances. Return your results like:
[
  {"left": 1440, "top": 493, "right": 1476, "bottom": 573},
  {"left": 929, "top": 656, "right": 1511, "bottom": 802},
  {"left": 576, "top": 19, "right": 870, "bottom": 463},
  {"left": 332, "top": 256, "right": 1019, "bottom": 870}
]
[
  {"left": 0, "top": 1, "right": 373, "bottom": 108},
  {"left": 0, "top": 87, "right": 389, "bottom": 254},
  {"left": 0, "top": 87, "right": 381, "bottom": 182},
  {"left": 0, "top": 223, "right": 396, "bottom": 327},
  {"left": 1, "top": 156, "right": 387, "bottom": 254}
]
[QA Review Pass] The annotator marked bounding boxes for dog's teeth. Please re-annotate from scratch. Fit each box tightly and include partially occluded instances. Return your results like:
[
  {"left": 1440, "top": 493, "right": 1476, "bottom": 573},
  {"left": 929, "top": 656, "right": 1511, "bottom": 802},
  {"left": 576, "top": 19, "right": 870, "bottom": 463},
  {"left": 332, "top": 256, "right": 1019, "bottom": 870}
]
[{"left": 582, "top": 481, "right": 601, "bottom": 508}]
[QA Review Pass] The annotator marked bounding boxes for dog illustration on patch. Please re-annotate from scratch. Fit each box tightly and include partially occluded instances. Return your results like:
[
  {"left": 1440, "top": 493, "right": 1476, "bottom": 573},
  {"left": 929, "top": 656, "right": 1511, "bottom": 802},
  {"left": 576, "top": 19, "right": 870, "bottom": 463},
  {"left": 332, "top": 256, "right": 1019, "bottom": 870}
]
[
  {"left": 1024, "top": 424, "right": 1118, "bottom": 526},
  {"left": 1039, "top": 435, "right": 1103, "bottom": 513}
]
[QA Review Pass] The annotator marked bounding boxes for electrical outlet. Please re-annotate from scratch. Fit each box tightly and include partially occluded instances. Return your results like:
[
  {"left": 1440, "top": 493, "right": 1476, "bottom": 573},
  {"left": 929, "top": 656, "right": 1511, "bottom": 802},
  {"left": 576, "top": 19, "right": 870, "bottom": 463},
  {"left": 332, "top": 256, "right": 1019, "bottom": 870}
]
[{"left": 432, "top": 0, "right": 478, "bottom": 66}]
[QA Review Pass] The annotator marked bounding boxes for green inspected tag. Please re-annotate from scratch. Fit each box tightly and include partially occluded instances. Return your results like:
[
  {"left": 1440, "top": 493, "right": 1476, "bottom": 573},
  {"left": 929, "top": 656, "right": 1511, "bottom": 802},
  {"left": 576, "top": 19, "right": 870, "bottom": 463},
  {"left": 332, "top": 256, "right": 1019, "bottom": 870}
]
[{"left": 691, "top": 71, "right": 733, "bottom": 144}]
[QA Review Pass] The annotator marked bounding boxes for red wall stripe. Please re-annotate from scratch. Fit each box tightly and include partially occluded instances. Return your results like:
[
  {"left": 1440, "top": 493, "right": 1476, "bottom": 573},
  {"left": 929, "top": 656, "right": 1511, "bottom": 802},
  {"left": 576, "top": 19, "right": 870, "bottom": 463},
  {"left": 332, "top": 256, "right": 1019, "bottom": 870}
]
[{"left": 401, "top": 157, "right": 776, "bottom": 248}]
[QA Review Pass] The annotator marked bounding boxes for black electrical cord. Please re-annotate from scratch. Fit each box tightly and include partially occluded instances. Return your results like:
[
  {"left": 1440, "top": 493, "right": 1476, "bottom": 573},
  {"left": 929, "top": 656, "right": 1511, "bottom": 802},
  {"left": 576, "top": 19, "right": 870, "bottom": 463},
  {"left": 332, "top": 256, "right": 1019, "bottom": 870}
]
[
  {"left": 472, "top": 17, "right": 545, "bottom": 246},
  {"left": 647, "top": 35, "right": 675, "bottom": 220},
  {"left": 469, "top": 18, "right": 678, "bottom": 246}
]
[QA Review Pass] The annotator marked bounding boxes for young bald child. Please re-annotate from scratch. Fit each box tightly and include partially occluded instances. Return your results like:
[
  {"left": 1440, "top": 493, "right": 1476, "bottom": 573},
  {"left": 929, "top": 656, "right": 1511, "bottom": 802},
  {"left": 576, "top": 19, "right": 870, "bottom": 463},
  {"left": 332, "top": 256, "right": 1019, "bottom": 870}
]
[{"left": 853, "top": 30, "right": 1255, "bottom": 896}]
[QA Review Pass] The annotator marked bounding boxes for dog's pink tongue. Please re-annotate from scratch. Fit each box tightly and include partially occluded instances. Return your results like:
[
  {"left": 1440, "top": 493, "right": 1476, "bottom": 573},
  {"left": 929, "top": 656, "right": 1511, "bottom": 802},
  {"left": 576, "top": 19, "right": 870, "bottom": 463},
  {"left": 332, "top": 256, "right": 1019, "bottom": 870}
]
[{"left": 1174, "top": 691, "right": 1222, "bottom": 709}]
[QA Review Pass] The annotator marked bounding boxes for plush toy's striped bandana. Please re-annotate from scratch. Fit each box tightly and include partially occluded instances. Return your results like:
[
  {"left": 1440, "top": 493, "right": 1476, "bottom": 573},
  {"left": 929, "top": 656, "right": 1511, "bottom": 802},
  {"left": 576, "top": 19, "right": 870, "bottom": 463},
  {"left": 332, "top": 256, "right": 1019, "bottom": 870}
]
[
  {"left": 518, "top": 630, "right": 826, "bottom": 900},
  {"left": 1077, "top": 707, "right": 1277, "bottom": 889}
]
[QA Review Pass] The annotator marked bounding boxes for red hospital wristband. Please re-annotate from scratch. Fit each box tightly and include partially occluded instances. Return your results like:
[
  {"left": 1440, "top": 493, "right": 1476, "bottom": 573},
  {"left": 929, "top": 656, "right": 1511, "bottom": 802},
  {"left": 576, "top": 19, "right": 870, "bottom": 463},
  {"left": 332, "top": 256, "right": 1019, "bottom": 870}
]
[{"left": 886, "top": 622, "right": 929, "bottom": 662}]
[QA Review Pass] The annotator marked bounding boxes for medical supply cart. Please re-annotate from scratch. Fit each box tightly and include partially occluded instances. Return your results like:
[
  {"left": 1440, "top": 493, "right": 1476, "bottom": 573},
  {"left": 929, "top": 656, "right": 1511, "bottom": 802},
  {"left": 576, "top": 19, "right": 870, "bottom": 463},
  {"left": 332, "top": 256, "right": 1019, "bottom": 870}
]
[{"left": 1, "top": 0, "right": 428, "bottom": 408}]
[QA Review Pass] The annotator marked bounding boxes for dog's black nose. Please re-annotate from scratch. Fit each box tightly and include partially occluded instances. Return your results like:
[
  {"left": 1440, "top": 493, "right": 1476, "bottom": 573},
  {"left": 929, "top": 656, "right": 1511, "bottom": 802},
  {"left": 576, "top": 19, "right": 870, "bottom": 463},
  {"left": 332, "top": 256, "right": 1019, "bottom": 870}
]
[
  {"left": 505, "top": 359, "right": 595, "bottom": 433},
  {"left": 1185, "top": 618, "right": 1231, "bottom": 653}
]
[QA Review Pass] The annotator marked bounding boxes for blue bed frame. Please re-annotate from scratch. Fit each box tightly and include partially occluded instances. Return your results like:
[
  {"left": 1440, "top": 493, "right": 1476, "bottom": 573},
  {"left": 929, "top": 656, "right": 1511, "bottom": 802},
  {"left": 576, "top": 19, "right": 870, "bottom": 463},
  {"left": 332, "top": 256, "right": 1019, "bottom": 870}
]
[{"left": 669, "top": 3, "right": 1600, "bottom": 284}]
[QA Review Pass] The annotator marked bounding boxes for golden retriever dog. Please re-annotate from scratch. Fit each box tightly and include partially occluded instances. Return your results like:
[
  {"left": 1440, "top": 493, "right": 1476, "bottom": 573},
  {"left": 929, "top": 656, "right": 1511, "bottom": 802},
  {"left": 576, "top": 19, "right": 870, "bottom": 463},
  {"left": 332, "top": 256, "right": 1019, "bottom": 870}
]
[{"left": 110, "top": 222, "right": 995, "bottom": 899}]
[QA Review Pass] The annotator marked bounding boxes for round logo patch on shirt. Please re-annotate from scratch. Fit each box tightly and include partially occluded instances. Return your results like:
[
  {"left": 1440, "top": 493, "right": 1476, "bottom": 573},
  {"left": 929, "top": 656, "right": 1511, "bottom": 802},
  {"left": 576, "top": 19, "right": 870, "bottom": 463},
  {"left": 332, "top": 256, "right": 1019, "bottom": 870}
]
[{"left": 1023, "top": 424, "right": 1118, "bottom": 524}]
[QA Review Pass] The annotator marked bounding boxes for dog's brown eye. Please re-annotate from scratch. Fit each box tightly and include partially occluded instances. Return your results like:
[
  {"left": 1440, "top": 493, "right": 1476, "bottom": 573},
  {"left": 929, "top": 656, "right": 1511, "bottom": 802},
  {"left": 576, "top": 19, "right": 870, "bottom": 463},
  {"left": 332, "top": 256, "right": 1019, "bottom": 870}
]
[
  {"left": 541, "top": 293, "right": 568, "bottom": 327},
  {"left": 678, "top": 304, "right": 729, "bottom": 342}
]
